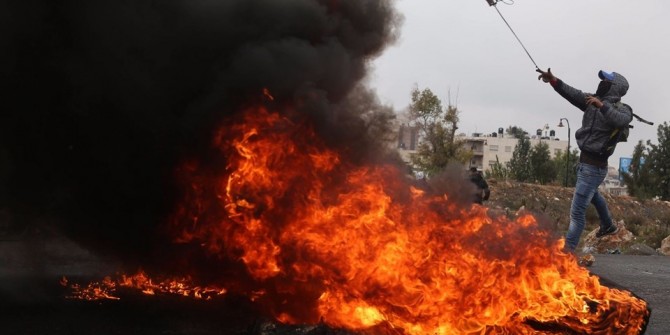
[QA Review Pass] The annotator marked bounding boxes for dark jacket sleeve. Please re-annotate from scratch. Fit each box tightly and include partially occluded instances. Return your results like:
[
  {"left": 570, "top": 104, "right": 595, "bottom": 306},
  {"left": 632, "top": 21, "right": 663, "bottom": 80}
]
[{"left": 552, "top": 79, "right": 588, "bottom": 111}]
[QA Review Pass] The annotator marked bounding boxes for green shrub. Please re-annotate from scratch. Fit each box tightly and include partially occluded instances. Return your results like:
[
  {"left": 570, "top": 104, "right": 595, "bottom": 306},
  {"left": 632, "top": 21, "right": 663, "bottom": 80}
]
[
  {"left": 638, "top": 223, "right": 669, "bottom": 249},
  {"left": 625, "top": 214, "right": 645, "bottom": 227},
  {"left": 623, "top": 214, "right": 646, "bottom": 236}
]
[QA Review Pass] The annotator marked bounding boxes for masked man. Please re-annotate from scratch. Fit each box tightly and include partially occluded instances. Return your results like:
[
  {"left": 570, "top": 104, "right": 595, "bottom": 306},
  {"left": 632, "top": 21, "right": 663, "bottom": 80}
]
[
  {"left": 537, "top": 68, "right": 633, "bottom": 251},
  {"left": 468, "top": 167, "right": 490, "bottom": 205}
]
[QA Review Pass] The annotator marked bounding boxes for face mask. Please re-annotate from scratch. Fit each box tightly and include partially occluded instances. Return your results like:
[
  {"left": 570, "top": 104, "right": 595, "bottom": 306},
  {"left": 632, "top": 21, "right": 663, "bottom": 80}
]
[{"left": 595, "top": 80, "right": 612, "bottom": 97}]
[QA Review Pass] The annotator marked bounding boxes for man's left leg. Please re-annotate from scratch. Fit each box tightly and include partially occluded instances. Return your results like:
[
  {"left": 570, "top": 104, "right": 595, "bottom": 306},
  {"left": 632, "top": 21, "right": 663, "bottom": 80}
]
[{"left": 592, "top": 190, "right": 617, "bottom": 237}]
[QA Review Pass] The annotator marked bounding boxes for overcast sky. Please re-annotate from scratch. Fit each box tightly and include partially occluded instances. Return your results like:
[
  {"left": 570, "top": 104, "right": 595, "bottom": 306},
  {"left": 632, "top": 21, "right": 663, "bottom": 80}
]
[{"left": 370, "top": 0, "right": 670, "bottom": 168}]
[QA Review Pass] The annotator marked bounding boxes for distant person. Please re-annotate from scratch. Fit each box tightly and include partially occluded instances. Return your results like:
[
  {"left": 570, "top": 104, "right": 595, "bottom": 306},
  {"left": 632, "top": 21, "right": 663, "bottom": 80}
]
[
  {"left": 469, "top": 167, "right": 490, "bottom": 205},
  {"left": 537, "top": 68, "right": 632, "bottom": 251}
]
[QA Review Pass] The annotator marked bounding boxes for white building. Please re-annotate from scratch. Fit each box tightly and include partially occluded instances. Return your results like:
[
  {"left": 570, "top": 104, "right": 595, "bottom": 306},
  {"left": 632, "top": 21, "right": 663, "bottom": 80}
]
[
  {"left": 600, "top": 166, "right": 627, "bottom": 196},
  {"left": 397, "top": 124, "right": 570, "bottom": 174},
  {"left": 397, "top": 124, "right": 628, "bottom": 194},
  {"left": 462, "top": 131, "right": 569, "bottom": 172}
]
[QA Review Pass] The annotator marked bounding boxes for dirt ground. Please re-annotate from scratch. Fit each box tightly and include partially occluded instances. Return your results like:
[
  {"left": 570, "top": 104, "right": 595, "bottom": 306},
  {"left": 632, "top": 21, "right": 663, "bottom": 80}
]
[{"left": 485, "top": 180, "right": 670, "bottom": 251}]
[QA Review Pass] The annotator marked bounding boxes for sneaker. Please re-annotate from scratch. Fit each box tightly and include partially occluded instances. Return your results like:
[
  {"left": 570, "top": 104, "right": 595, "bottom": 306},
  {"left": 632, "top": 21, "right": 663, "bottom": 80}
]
[{"left": 596, "top": 225, "right": 618, "bottom": 238}]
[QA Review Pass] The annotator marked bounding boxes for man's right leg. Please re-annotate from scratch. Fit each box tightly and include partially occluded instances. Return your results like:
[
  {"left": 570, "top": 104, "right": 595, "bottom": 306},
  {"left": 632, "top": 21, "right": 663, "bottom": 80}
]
[{"left": 565, "top": 163, "right": 599, "bottom": 251}]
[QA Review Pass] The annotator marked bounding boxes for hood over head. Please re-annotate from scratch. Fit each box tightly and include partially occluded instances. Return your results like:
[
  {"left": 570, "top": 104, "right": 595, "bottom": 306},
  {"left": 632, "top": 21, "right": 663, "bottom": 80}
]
[{"left": 595, "top": 70, "right": 629, "bottom": 99}]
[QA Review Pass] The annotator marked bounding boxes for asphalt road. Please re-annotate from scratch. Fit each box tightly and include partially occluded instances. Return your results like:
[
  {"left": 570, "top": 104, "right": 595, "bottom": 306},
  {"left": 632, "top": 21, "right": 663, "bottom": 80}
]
[
  {"left": 1, "top": 236, "right": 668, "bottom": 334},
  {"left": 588, "top": 254, "right": 670, "bottom": 335}
]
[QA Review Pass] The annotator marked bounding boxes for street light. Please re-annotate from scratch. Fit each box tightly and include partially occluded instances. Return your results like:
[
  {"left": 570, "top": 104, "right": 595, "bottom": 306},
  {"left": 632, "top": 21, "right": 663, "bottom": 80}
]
[{"left": 558, "top": 118, "right": 571, "bottom": 187}]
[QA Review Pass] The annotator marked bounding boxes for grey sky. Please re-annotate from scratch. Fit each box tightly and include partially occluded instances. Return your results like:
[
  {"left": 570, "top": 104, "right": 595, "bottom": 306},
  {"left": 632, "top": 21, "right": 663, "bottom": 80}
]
[{"left": 370, "top": 0, "right": 670, "bottom": 168}]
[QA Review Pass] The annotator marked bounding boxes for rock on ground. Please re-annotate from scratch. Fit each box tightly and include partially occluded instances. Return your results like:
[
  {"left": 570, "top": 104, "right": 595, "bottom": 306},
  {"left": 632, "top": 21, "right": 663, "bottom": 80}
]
[
  {"left": 658, "top": 235, "right": 670, "bottom": 256},
  {"left": 582, "top": 220, "right": 634, "bottom": 254}
]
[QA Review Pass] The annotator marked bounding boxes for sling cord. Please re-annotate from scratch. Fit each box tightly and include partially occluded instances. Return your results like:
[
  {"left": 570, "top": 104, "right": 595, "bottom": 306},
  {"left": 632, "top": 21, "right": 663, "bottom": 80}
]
[{"left": 493, "top": 5, "right": 540, "bottom": 70}]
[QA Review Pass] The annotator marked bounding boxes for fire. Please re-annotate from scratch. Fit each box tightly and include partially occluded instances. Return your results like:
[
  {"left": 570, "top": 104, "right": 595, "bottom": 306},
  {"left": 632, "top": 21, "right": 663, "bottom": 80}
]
[
  {"left": 168, "top": 105, "right": 649, "bottom": 334},
  {"left": 63, "top": 270, "right": 226, "bottom": 301}
]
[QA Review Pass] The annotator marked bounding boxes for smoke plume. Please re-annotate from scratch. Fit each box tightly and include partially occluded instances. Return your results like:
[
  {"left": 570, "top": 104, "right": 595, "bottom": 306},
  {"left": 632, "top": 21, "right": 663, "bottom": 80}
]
[{"left": 1, "top": 0, "right": 401, "bottom": 261}]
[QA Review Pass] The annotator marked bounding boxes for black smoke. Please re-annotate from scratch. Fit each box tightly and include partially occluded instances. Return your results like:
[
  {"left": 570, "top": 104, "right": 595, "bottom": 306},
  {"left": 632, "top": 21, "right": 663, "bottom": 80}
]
[{"left": 0, "top": 0, "right": 400, "bottom": 262}]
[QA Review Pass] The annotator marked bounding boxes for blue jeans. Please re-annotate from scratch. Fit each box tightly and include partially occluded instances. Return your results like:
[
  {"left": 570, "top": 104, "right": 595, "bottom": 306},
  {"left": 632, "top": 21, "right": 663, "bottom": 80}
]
[{"left": 565, "top": 162, "right": 613, "bottom": 251}]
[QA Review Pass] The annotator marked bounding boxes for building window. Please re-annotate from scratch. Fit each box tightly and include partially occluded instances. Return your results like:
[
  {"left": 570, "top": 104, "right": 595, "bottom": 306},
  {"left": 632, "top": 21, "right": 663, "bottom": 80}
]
[
  {"left": 505, "top": 146, "right": 512, "bottom": 152},
  {"left": 488, "top": 160, "right": 497, "bottom": 167},
  {"left": 489, "top": 145, "right": 499, "bottom": 152}
]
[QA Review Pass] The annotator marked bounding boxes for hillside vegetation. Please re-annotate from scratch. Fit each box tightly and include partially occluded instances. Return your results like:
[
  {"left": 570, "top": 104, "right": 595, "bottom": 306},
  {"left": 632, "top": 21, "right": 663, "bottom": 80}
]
[{"left": 486, "top": 180, "right": 670, "bottom": 252}]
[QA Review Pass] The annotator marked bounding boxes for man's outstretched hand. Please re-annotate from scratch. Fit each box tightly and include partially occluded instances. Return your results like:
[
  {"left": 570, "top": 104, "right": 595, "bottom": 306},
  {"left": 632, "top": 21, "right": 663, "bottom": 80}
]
[{"left": 536, "top": 68, "right": 556, "bottom": 83}]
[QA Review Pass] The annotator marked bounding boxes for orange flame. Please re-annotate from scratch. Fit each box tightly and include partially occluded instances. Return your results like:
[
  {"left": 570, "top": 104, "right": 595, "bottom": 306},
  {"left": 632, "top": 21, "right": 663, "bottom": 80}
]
[
  {"left": 64, "top": 270, "right": 226, "bottom": 301},
  {"left": 169, "top": 106, "right": 648, "bottom": 334}
]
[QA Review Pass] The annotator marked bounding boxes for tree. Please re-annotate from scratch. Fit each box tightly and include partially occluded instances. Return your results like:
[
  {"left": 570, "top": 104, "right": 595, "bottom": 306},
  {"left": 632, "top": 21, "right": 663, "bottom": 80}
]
[
  {"left": 408, "top": 87, "right": 470, "bottom": 176},
  {"left": 529, "top": 141, "right": 557, "bottom": 184},
  {"left": 507, "top": 136, "right": 532, "bottom": 182},
  {"left": 486, "top": 155, "right": 509, "bottom": 180},
  {"left": 506, "top": 125, "right": 528, "bottom": 139},
  {"left": 552, "top": 148, "right": 579, "bottom": 187},
  {"left": 643, "top": 122, "right": 670, "bottom": 200},
  {"left": 621, "top": 140, "right": 655, "bottom": 199},
  {"left": 507, "top": 136, "right": 558, "bottom": 184}
]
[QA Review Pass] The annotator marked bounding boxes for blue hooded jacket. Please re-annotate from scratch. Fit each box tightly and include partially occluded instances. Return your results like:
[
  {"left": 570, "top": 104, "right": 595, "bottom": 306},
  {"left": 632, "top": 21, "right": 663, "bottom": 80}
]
[{"left": 551, "top": 71, "right": 633, "bottom": 161}]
